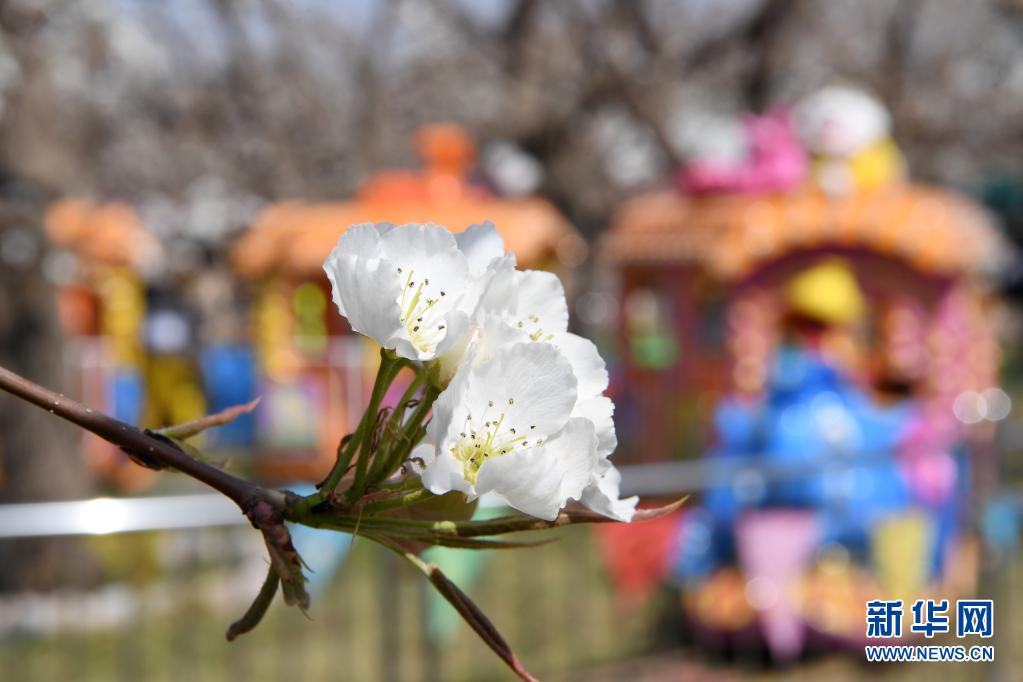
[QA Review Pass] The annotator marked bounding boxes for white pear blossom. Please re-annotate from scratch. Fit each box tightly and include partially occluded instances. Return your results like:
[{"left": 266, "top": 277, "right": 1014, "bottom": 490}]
[
  {"left": 323, "top": 221, "right": 509, "bottom": 362},
  {"left": 324, "top": 219, "right": 634, "bottom": 521},
  {"left": 429, "top": 267, "right": 635, "bottom": 520},
  {"left": 419, "top": 342, "right": 595, "bottom": 519},
  {"left": 468, "top": 269, "right": 619, "bottom": 460},
  {"left": 420, "top": 339, "right": 636, "bottom": 521}
]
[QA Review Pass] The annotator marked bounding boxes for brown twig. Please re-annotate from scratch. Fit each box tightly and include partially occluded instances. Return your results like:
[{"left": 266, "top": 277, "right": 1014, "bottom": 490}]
[{"left": 0, "top": 364, "right": 285, "bottom": 512}]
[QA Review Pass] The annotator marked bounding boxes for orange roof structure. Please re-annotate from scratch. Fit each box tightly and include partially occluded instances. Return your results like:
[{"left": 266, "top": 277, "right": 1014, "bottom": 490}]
[
  {"left": 601, "top": 185, "right": 1005, "bottom": 281},
  {"left": 44, "top": 198, "right": 160, "bottom": 269},
  {"left": 233, "top": 125, "right": 583, "bottom": 278}
]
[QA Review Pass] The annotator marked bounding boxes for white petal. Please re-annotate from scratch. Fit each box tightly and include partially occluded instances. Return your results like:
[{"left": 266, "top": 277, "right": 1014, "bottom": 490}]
[
  {"left": 479, "top": 269, "right": 568, "bottom": 336},
  {"left": 433, "top": 311, "right": 524, "bottom": 390},
  {"left": 378, "top": 222, "right": 458, "bottom": 263},
  {"left": 580, "top": 462, "right": 638, "bottom": 522},
  {"left": 475, "top": 314, "right": 530, "bottom": 361},
  {"left": 460, "top": 252, "right": 516, "bottom": 317},
  {"left": 431, "top": 309, "right": 471, "bottom": 358},
  {"left": 386, "top": 308, "right": 470, "bottom": 362},
  {"left": 430, "top": 345, "right": 476, "bottom": 448},
  {"left": 336, "top": 222, "right": 387, "bottom": 259},
  {"left": 379, "top": 223, "right": 469, "bottom": 300},
  {"left": 325, "top": 253, "right": 404, "bottom": 347},
  {"left": 419, "top": 443, "right": 475, "bottom": 497},
  {"left": 434, "top": 325, "right": 477, "bottom": 388},
  {"left": 323, "top": 224, "right": 384, "bottom": 317},
  {"left": 572, "top": 395, "right": 617, "bottom": 458},
  {"left": 545, "top": 418, "right": 601, "bottom": 503},
  {"left": 459, "top": 342, "right": 577, "bottom": 442},
  {"left": 454, "top": 221, "right": 510, "bottom": 274},
  {"left": 386, "top": 333, "right": 425, "bottom": 364},
  {"left": 475, "top": 418, "right": 599, "bottom": 521},
  {"left": 553, "top": 332, "right": 609, "bottom": 399}
]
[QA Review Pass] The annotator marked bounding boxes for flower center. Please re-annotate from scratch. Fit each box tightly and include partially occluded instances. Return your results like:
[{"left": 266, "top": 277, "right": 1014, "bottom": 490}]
[
  {"left": 450, "top": 398, "right": 540, "bottom": 485},
  {"left": 513, "top": 314, "right": 555, "bottom": 343},
  {"left": 397, "top": 268, "right": 448, "bottom": 353}
]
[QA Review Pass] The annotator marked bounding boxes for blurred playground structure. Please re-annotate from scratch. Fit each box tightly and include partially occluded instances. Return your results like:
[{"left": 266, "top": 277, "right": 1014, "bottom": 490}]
[
  {"left": 41, "top": 126, "right": 584, "bottom": 487},
  {"left": 598, "top": 86, "right": 1014, "bottom": 662}
]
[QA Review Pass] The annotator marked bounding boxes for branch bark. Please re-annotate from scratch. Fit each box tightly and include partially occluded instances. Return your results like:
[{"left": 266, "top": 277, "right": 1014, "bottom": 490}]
[{"left": 0, "top": 364, "right": 285, "bottom": 512}]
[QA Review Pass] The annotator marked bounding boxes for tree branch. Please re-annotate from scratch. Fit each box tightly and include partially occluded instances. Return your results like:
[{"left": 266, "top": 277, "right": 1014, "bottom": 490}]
[{"left": 0, "top": 364, "right": 285, "bottom": 512}]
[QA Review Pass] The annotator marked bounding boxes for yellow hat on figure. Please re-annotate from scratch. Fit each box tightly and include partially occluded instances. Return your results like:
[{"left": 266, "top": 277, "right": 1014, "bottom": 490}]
[{"left": 785, "top": 261, "right": 865, "bottom": 326}]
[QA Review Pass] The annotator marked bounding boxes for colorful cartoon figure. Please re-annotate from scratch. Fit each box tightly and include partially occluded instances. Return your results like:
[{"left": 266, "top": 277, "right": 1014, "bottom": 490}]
[
  {"left": 793, "top": 85, "right": 906, "bottom": 194},
  {"left": 678, "top": 110, "right": 807, "bottom": 195},
  {"left": 671, "top": 261, "right": 971, "bottom": 660}
]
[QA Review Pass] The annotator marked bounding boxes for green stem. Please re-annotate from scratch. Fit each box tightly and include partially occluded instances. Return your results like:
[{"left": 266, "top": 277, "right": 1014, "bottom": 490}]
[
  {"left": 345, "top": 350, "right": 406, "bottom": 504},
  {"left": 374, "top": 476, "right": 426, "bottom": 493},
  {"left": 382, "top": 384, "right": 441, "bottom": 476},
  {"left": 308, "top": 349, "right": 403, "bottom": 507},
  {"left": 358, "top": 486, "right": 434, "bottom": 514},
  {"left": 365, "top": 368, "right": 427, "bottom": 484}
]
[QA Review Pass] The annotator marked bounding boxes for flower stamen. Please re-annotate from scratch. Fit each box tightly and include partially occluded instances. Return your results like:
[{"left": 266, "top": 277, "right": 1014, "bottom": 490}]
[
  {"left": 396, "top": 268, "right": 448, "bottom": 353},
  {"left": 453, "top": 401, "right": 527, "bottom": 484}
]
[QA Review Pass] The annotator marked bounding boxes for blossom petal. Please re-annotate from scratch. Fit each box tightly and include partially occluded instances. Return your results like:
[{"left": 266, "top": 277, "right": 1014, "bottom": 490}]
[
  {"left": 418, "top": 443, "right": 475, "bottom": 497},
  {"left": 572, "top": 395, "right": 617, "bottom": 458},
  {"left": 455, "top": 221, "right": 511, "bottom": 274},
  {"left": 337, "top": 222, "right": 387, "bottom": 259},
  {"left": 480, "top": 269, "right": 568, "bottom": 337},
  {"left": 475, "top": 314, "right": 529, "bottom": 362},
  {"left": 460, "top": 252, "right": 516, "bottom": 318},
  {"left": 325, "top": 253, "right": 403, "bottom": 345},
  {"left": 457, "top": 342, "right": 577, "bottom": 444},
  {"left": 379, "top": 223, "right": 469, "bottom": 302},
  {"left": 430, "top": 345, "right": 476, "bottom": 450},
  {"left": 580, "top": 461, "right": 638, "bottom": 522},
  {"left": 553, "top": 332, "right": 609, "bottom": 399},
  {"left": 475, "top": 418, "right": 598, "bottom": 521},
  {"left": 432, "top": 309, "right": 471, "bottom": 358},
  {"left": 378, "top": 222, "right": 458, "bottom": 263},
  {"left": 323, "top": 224, "right": 385, "bottom": 317}
]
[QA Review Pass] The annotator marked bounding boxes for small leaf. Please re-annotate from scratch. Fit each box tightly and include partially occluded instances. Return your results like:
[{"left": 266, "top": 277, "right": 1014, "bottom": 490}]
[
  {"left": 414, "top": 534, "right": 555, "bottom": 550},
  {"left": 158, "top": 397, "right": 261, "bottom": 441},
  {"left": 631, "top": 497, "right": 689, "bottom": 521},
  {"left": 308, "top": 497, "right": 689, "bottom": 540},
  {"left": 427, "top": 565, "right": 538, "bottom": 681},
  {"left": 376, "top": 544, "right": 537, "bottom": 682},
  {"left": 226, "top": 565, "right": 279, "bottom": 641}
]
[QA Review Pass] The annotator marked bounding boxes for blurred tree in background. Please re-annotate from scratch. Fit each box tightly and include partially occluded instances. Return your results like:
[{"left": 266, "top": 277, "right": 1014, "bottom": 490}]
[
  {"left": 1, "top": 0, "right": 1017, "bottom": 236},
  {"left": 0, "top": 0, "right": 1020, "bottom": 588},
  {"left": 0, "top": 1, "right": 101, "bottom": 590}
]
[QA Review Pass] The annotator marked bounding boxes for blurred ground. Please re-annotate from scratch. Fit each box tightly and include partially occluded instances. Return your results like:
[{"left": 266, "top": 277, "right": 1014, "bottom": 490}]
[{"left": 1, "top": 524, "right": 1016, "bottom": 681}]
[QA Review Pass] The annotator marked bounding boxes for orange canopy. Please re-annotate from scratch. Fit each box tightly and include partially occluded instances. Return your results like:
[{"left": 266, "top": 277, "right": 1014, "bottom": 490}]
[
  {"left": 44, "top": 198, "right": 160, "bottom": 269},
  {"left": 601, "top": 185, "right": 1005, "bottom": 281},
  {"left": 233, "top": 125, "right": 582, "bottom": 278}
]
